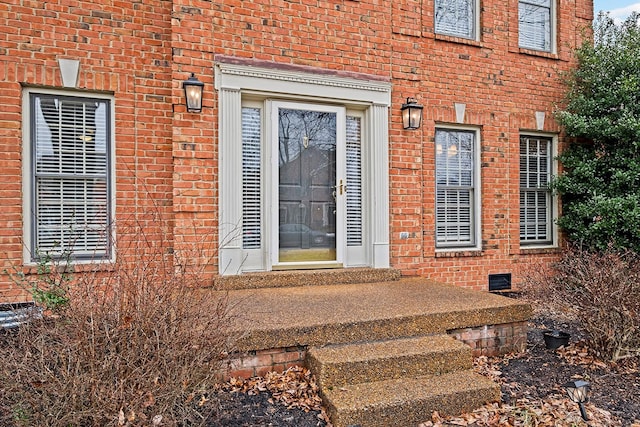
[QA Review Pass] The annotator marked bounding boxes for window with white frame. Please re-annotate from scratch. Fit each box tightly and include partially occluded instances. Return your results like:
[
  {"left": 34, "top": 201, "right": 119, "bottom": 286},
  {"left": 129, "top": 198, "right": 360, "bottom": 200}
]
[
  {"left": 26, "top": 91, "right": 113, "bottom": 261},
  {"left": 519, "top": 0, "right": 554, "bottom": 52},
  {"left": 435, "top": 0, "right": 478, "bottom": 40},
  {"left": 435, "top": 128, "right": 479, "bottom": 248},
  {"left": 520, "top": 135, "right": 554, "bottom": 245}
]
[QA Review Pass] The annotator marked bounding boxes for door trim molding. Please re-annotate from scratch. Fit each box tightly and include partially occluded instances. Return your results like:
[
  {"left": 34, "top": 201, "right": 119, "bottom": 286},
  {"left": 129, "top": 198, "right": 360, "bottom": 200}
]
[{"left": 215, "top": 56, "right": 391, "bottom": 106}]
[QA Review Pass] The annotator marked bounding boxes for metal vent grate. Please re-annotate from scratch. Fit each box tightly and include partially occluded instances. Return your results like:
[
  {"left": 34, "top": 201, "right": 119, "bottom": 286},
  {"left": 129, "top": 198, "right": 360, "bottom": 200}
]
[{"left": 489, "top": 273, "right": 512, "bottom": 292}]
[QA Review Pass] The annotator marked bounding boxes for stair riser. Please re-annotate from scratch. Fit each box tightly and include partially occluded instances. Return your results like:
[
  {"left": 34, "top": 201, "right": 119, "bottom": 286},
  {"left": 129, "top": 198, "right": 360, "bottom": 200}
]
[
  {"left": 308, "top": 349, "right": 472, "bottom": 389},
  {"left": 215, "top": 268, "right": 401, "bottom": 290},
  {"left": 327, "top": 385, "right": 500, "bottom": 427}
]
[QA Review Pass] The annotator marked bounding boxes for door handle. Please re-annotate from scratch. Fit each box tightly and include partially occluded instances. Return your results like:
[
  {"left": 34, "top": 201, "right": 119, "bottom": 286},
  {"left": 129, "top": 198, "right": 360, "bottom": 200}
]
[{"left": 339, "top": 179, "right": 347, "bottom": 195}]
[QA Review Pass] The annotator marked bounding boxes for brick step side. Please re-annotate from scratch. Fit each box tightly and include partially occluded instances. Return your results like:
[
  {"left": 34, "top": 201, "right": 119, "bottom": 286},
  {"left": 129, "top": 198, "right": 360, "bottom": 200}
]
[
  {"left": 214, "top": 267, "right": 401, "bottom": 290},
  {"left": 306, "top": 334, "right": 471, "bottom": 388},
  {"left": 322, "top": 370, "right": 500, "bottom": 427}
]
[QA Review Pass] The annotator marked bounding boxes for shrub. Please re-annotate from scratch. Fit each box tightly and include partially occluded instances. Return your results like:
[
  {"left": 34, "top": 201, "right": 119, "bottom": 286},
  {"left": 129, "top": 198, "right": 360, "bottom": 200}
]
[
  {"left": 554, "top": 13, "right": 640, "bottom": 253},
  {"left": 4, "top": 248, "right": 72, "bottom": 314},
  {"left": 0, "top": 217, "right": 235, "bottom": 426},
  {"left": 522, "top": 245, "right": 640, "bottom": 362}
]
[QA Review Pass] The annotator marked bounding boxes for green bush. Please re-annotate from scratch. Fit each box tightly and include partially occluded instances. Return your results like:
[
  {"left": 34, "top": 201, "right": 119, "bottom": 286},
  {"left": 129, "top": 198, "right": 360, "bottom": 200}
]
[
  {"left": 554, "top": 13, "right": 640, "bottom": 252},
  {"left": 523, "top": 245, "right": 640, "bottom": 362},
  {"left": 0, "top": 218, "right": 234, "bottom": 426}
]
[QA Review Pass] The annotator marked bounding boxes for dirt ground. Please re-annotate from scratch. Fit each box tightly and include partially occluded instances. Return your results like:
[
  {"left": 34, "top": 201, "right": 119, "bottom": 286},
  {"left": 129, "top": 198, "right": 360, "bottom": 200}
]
[{"left": 210, "top": 301, "right": 640, "bottom": 427}]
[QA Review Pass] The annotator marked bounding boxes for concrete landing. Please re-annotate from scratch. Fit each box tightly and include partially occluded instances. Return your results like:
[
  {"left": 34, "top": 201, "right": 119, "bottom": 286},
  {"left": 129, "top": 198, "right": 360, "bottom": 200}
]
[{"left": 226, "top": 277, "right": 532, "bottom": 352}]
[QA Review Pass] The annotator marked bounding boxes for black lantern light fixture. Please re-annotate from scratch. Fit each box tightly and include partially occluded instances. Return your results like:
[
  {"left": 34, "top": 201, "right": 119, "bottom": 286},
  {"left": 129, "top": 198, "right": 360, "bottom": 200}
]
[
  {"left": 401, "top": 97, "right": 423, "bottom": 130},
  {"left": 182, "top": 73, "right": 204, "bottom": 113},
  {"left": 563, "top": 380, "right": 590, "bottom": 421}
]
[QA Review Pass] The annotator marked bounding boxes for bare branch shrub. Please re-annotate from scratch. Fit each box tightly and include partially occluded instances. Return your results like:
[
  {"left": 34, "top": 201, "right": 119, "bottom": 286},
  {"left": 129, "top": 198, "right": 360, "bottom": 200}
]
[
  {"left": 521, "top": 245, "right": 640, "bottom": 362},
  {"left": 0, "top": 214, "right": 235, "bottom": 426}
]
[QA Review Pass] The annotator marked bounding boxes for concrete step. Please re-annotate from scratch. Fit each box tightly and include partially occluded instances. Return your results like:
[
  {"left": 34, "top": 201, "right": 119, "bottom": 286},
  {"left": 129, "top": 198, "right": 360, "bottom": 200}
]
[
  {"left": 306, "top": 334, "right": 471, "bottom": 388},
  {"left": 321, "top": 370, "right": 500, "bottom": 427},
  {"left": 214, "top": 267, "right": 401, "bottom": 290}
]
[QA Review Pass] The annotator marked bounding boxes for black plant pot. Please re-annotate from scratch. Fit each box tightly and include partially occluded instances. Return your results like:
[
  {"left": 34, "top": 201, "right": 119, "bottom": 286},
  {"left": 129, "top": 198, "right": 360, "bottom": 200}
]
[{"left": 543, "top": 330, "right": 571, "bottom": 349}]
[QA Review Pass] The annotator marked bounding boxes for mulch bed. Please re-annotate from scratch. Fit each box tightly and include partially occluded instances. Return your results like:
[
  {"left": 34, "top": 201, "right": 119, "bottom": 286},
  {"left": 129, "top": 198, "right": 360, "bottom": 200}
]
[
  {"left": 208, "top": 367, "right": 329, "bottom": 427},
  {"left": 211, "top": 301, "right": 639, "bottom": 427}
]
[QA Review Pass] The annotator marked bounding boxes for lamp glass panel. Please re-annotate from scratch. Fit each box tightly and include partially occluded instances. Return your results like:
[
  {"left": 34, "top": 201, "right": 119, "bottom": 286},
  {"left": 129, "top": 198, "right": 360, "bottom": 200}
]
[
  {"left": 402, "top": 108, "right": 411, "bottom": 129},
  {"left": 409, "top": 108, "right": 422, "bottom": 128},
  {"left": 402, "top": 105, "right": 422, "bottom": 129},
  {"left": 185, "top": 86, "right": 202, "bottom": 111}
]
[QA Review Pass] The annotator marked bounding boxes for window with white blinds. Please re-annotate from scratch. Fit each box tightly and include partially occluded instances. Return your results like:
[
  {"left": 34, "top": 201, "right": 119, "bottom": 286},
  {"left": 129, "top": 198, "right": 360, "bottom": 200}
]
[
  {"left": 519, "top": 0, "right": 553, "bottom": 52},
  {"left": 241, "top": 107, "right": 262, "bottom": 249},
  {"left": 520, "top": 135, "right": 553, "bottom": 245},
  {"left": 30, "top": 93, "right": 111, "bottom": 260},
  {"left": 435, "top": 129, "right": 476, "bottom": 248},
  {"left": 435, "top": 0, "right": 477, "bottom": 40},
  {"left": 346, "top": 116, "right": 362, "bottom": 246}
]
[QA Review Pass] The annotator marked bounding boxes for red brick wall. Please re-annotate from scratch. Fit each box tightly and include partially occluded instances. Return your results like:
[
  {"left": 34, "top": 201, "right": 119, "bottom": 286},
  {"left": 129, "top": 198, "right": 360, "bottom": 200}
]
[
  {"left": 448, "top": 321, "right": 529, "bottom": 357},
  {"left": 0, "top": 0, "right": 594, "bottom": 301},
  {"left": 0, "top": 1, "right": 174, "bottom": 301}
]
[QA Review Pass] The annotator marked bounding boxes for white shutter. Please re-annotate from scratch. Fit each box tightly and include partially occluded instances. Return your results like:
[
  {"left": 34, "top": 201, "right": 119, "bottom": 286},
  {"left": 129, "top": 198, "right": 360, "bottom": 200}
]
[
  {"left": 346, "top": 116, "right": 362, "bottom": 246},
  {"left": 242, "top": 107, "right": 262, "bottom": 249},
  {"left": 435, "top": 0, "right": 475, "bottom": 39},
  {"left": 32, "top": 95, "right": 110, "bottom": 259},
  {"left": 519, "top": 0, "right": 552, "bottom": 51}
]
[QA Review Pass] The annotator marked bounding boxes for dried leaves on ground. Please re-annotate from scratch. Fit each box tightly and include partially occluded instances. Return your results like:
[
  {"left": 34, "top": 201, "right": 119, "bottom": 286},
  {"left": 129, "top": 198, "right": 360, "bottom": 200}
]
[{"left": 222, "top": 366, "right": 327, "bottom": 418}]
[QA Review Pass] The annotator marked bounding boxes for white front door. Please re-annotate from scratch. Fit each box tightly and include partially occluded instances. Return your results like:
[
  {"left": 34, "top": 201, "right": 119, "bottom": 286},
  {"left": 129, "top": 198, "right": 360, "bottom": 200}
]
[{"left": 271, "top": 101, "right": 346, "bottom": 269}]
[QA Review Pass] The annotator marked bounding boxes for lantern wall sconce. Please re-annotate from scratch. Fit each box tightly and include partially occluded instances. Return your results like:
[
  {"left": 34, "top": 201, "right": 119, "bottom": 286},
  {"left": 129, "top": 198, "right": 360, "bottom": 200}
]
[
  {"left": 563, "top": 380, "right": 590, "bottom": 421},
  {"left": 183, "top": 73, "right": 204, "bottom": 113},
  {"left": 401, "top": 97, "right": 423, "bottom": 130}
]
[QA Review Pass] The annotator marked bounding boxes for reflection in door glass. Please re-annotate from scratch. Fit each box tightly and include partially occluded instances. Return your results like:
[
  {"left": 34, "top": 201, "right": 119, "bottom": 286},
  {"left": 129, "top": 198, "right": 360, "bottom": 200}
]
[{"left": 278, "top": 108, "right": 337, "bottom": 262}]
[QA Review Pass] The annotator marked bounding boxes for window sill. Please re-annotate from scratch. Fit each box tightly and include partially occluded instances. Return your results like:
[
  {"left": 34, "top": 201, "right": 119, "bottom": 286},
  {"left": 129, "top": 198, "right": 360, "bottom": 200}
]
[
  {"left": 22, "top": 258, "right": 116, "bottom": 274},
  {"left": 517, "top": 47, "right": 559, "bottom": 60},
  {"left": 519, "top": 245, "right": 561, "bottom": 255},
  {"left": 434, "top": 33, "right": 482, "bottom": 48},
  {"left": 435, "top": 249, "right": 483, "bottom": 258}
]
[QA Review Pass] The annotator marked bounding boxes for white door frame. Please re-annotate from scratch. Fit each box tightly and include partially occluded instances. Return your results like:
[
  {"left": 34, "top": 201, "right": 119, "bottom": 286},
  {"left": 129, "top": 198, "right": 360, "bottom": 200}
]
[{"left": 215, "top": 58, "right": 391, "bottom": 275}]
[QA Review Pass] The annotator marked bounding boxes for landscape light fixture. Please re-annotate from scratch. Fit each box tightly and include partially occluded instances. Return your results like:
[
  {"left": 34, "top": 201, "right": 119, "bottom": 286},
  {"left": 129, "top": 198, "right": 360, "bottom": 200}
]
[
  {"left": 401, "top": 97, "right": 423, "bottom": 130},
  {"left": 563, "top": 380, "right": 590, "bottom": 421},
  {"left": 183, "top": 73, "right": 204, "bottom": 113}
]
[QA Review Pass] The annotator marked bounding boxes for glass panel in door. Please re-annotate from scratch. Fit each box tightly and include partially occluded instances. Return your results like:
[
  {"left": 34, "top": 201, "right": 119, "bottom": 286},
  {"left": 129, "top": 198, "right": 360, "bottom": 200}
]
[{"left": 277, "top": 107, "right": 338, "bottom": 263}]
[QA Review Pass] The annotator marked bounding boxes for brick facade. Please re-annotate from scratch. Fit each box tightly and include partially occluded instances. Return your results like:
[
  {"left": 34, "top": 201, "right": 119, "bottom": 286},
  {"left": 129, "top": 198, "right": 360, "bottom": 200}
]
[
  {"left": 0, "top": 0, "right": 593, "bottom": 301},
  {"left": 448, "top": 321, "right": 529, "bottom": 357}
]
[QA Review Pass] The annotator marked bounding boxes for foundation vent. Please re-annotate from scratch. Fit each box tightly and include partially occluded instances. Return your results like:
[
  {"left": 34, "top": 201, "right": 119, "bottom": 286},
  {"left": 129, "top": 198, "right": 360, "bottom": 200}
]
[{"left": 489, "top": 273, "right": 511, "bottom": 292}]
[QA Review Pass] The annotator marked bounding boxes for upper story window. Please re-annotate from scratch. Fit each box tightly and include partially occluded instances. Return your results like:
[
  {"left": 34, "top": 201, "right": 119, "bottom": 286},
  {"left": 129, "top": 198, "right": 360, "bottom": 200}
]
[
  {"left": 435, "top": 127, "right": 481, "bottom": 249},
  {"left": 519, "top": 0, "right": 555, "bottom": 52},
  {"left": 435, "top": 0, "right": 478, "bottom": 40},
  {"left": 24, "top": 90, "right": 114, "bottom": 262},
  {"left": 519, "top": 135, "right": 555, "bottom": 246}
]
